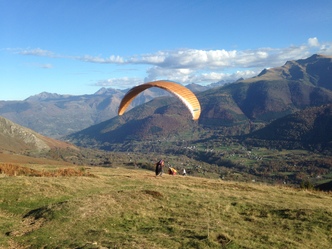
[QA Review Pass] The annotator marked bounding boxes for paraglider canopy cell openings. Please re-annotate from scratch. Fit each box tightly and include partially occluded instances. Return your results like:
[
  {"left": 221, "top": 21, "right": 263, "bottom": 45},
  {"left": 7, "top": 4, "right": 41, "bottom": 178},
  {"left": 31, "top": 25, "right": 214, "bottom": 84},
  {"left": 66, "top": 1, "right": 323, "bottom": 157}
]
[{"left": 118, "top": 80, "right": 201, "bottom": 120}]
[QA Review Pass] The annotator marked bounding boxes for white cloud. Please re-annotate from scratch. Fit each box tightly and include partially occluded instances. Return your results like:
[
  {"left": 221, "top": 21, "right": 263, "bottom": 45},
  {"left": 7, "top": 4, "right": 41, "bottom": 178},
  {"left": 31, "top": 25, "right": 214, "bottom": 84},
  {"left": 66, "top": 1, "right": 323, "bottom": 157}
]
[
  {"left": 10, "top": 38, "right": 332, "bottom": 87},
  {"left": 144, "top": 67, "right": 193, "bottom": 83},
  {"left": 24, "top": 62, "right": 53, "bottom": 69},
  {"left": 93, "top": 77, "right": 142, "bottom": 89},
  {"left": 130, "top": 51, "right": 166, "bottom": 64},
  {"left": 90, "top": 67, "right": 265, "bottom": 90},
  {"left": 320, "top": 44, "right": 332, "bottom": 54},
  {"left": 40, "top": 63, "right": 53, "bottom": 69},
  {"left": 317, "top": 41, "right": 332, "bottom": 54},
  {"left": 133, "top": 49, "right": 237, "bottom": 69},
  {"left": 308, "top": 37, "right": 320, "bottom": 47},
  {"left": 17, "top": 48, "right": 57, "bottom": 57},
  {"left": 77, "top": 55, "right": 124, "bottom": 64}
]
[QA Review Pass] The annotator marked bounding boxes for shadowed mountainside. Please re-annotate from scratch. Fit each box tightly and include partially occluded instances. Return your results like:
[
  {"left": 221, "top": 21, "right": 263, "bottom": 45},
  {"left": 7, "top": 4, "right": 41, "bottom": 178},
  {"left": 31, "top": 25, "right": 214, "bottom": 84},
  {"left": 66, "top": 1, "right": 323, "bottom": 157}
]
[
  {"left": 243, "top": 104, "right": 332, "bottom": 150},
  {"left": 0, "top": 85, "right": 208, "bottom": 138},
  {"left": 65, "top": 96, "right": 199, "bottom": 147},
  {"left": 0, "top": 53, "right": 331, "bottom": 150},
  {"left": 1, "top": 54, "right": 331, "bottom": 141},
  {"left": 199, "top": 54, "right": 332, "bottom": 125},
  {"left": 66, "top": 54, "right": 332, "bottom": 149}
]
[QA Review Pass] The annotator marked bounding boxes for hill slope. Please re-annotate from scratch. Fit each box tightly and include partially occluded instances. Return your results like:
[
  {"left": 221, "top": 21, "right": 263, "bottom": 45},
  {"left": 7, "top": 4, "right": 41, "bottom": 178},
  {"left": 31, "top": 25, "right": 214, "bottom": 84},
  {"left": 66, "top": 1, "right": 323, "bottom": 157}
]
[
  {"left": 66, "top": 96, "right": 201, "bottom": 148},
  {"left": 1, "top": 166, "right": 332, "bottom": 249},
  {"left": 252, "top": 54, "right": 332, "bottom": 90},
  {"left": 0, "top": 85, "right": 207, "bottom": 139},
  {"left": 244, "top": 104, "right": 332, "bottom": 150},
  {"left": 199, "top": 54, "right": 332, "bottom": 125},
  {"left": 0, "top": 88, "right": 168, "bottom": 138},
  {"left": 0, "top": 116, "right": 76, "bottom": 154}
]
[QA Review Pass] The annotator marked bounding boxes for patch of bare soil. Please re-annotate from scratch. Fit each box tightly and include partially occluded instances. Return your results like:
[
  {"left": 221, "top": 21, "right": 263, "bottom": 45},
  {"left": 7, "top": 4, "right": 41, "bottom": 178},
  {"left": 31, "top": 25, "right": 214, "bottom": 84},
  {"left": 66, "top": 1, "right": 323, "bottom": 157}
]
[
  {"left": 7, "top": 216, "right": 46, "bottom": 237},
  {"left": 0, "top": 240, "right": 30, "bottom": 249},
  {"left": 0, "top": 163, "right": 96, "bottom": 177},
  {"left": 141, "top": 190, "right": 164, "bottom": 199}
]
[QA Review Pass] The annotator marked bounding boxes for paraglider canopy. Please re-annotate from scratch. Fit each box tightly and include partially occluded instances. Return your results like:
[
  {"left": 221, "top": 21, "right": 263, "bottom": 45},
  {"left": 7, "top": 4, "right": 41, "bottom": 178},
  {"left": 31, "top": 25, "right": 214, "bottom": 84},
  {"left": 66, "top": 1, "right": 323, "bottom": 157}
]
[{"left": 118, "top": 80, "right": 201, "bottom": 120}]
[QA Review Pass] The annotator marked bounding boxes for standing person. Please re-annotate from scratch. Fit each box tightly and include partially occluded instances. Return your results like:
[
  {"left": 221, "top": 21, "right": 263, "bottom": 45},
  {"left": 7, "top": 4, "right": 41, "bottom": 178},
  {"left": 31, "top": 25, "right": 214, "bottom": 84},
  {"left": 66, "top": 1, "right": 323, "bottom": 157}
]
[
  {"left": 182, "top": 168, "right": 187, "bottom": 176},
  {"left": 155, "top": 159, "right": 164, "bottom": 177}
]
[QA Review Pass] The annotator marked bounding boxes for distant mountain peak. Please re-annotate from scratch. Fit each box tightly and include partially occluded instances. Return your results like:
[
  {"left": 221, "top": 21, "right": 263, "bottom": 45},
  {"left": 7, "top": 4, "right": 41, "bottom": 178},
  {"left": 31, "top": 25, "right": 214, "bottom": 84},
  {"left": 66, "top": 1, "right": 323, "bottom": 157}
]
[
  {"left": 25, "top": 92, "right": 70, "bottom": 101},
  {"left": 185, "top": 83, "right": 209, "bottom": 92},
  {"left": 94, "top": 87, "right": 125, "bottom": 95},
  {"left": 2, "top": 53, "right": 331, "bottom": 141},
  {"left": 257, "top": 68, "right": 269, "bottom": 77},
  {"left": 307, "top": 54, "right": 330, "bottom": 60},
  {"left": 247, "top": 53, "right": 332, "bottom": 84},
  {"left": 308, "top": 54, "right": 322, "bottom": 59},
  {"left": 295, "top": 54, "right": 332, "bottom": 65},
  {"left": 94, "top": 87, "right": 107, "bottom": 94}
]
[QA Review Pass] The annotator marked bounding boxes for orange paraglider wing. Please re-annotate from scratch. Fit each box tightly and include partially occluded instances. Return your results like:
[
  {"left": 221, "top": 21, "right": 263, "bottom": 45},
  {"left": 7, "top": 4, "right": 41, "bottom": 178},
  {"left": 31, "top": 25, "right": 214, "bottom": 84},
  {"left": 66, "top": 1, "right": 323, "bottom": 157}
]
[{"left": 118, "top": 80, "right": 201, "bottom": 120}]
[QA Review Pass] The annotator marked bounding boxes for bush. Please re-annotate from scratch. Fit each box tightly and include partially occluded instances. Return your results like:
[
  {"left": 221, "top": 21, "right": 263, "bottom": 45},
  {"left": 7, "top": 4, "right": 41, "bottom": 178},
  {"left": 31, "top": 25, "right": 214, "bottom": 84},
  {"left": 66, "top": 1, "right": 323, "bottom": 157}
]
[{"left": 300, "top": 180, "right": 314, "bottom": 190}]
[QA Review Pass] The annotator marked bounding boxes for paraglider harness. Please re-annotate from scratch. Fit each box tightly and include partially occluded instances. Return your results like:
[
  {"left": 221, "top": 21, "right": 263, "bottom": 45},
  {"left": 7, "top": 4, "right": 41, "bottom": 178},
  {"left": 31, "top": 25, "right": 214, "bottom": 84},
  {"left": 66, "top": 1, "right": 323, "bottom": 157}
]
[{"left": 168, "top": 167, "right": 177, "bottom": 175}]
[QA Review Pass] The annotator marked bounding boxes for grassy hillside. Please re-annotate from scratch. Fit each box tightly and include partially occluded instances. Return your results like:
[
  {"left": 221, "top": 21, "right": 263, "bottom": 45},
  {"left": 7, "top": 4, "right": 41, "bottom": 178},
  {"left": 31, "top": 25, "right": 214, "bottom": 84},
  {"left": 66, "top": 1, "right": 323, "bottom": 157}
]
[
  {"left": 0, "top": 116, "right": 77, "bottom": 154},
  {"left": 1, "top": 163, "right": 332, "bottom": 248},
  {"left": 244, "top": 104, "right": 332, "bottom": 151}
]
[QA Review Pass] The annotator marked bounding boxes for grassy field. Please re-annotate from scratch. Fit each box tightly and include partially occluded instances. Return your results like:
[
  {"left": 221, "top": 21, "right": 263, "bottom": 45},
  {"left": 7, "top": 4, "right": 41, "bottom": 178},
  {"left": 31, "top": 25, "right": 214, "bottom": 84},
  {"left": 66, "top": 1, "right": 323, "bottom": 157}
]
[{"left": 1, "top": 163, "right": 332, "bottom": 249}]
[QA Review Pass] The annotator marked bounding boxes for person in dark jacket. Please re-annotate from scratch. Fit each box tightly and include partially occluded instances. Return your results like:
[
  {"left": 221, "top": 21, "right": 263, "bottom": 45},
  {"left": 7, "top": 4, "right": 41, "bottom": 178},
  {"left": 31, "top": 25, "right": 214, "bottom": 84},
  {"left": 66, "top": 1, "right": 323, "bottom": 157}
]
[{"left": 155, "top": 159, "right": 165, "bottom": 177}]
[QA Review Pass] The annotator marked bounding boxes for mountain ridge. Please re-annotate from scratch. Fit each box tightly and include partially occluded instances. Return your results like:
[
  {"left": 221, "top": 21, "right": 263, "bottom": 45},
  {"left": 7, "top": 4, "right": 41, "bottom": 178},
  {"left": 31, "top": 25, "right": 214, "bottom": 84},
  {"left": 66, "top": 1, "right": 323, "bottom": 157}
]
[
  {"left": 1, "top": 54, "right": 331, "bottom": 143},
  {"left": 0, "top": 83, "right": 213, "bottom": 138},
  {"left": 243, "top": 103, "right": 332, "bottom": 150},
  {"left": 65, "top": 54, "right": 332, "bottom": 150},
  {"left": 0, "top": 116, "right": 76, "bottom": 154}
]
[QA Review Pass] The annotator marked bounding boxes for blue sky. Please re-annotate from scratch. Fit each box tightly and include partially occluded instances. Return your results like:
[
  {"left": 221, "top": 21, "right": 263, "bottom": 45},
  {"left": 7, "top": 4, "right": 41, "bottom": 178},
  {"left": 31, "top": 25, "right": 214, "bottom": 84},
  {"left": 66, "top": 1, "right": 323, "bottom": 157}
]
[{"left": 1, "top": 0, "right": 332, "bottom": 100}]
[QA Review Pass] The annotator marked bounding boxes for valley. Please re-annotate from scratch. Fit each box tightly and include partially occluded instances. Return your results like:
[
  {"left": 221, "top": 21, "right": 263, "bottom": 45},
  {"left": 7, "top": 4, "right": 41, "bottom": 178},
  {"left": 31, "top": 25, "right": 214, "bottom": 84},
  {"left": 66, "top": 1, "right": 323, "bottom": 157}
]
[
  {"left": 1, "top": 54, "right": 332, "bottom": 190},
  {"left": 1, "top": 54, "right": 332, "bottom": 248}
]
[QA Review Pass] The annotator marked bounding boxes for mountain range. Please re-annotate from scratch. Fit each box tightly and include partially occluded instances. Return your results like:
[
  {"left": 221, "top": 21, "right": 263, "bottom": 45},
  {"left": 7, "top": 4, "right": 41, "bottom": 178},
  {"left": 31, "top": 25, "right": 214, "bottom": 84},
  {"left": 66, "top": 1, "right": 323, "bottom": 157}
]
[
  {"left": 0, "top": 83, "right": 212, "bottom": 138},
  {"left": 64, "top": 54, "right": 332, "bottom": 151},
  {"left": 0, "top": 54, "right": 332, "bottom": 152},
  {"left": 199, "top": 54, "right": 332, "bottom": 125}
]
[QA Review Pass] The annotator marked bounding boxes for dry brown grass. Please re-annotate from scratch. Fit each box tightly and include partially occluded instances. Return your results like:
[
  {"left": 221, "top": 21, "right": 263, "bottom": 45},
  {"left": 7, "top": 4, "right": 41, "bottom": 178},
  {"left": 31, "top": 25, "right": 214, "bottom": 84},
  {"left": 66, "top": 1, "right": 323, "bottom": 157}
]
[
  {"left": 1, "top": 166, "right": 332, "bottom": 248},
  {"left": 0, "top": 151, "right": 73, "bottom": 165},
  {"left": 0, "top": 163, "right": 95, "bottom": 177}
]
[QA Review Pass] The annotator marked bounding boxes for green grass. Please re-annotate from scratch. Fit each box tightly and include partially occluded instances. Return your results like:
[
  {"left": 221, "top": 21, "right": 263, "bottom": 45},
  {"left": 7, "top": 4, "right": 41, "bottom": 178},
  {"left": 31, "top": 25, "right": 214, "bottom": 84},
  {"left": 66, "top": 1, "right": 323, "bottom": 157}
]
[{"left": 1, "top": 166, "right": 332, "bottom": 248}]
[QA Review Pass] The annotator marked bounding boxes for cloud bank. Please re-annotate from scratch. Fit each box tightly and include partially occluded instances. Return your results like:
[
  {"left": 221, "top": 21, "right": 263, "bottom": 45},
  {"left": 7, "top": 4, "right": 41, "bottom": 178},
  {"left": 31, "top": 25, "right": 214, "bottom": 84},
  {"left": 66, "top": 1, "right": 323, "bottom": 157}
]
[{"left": 10, "top": 38, "right": 332, "bottom": 88}]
